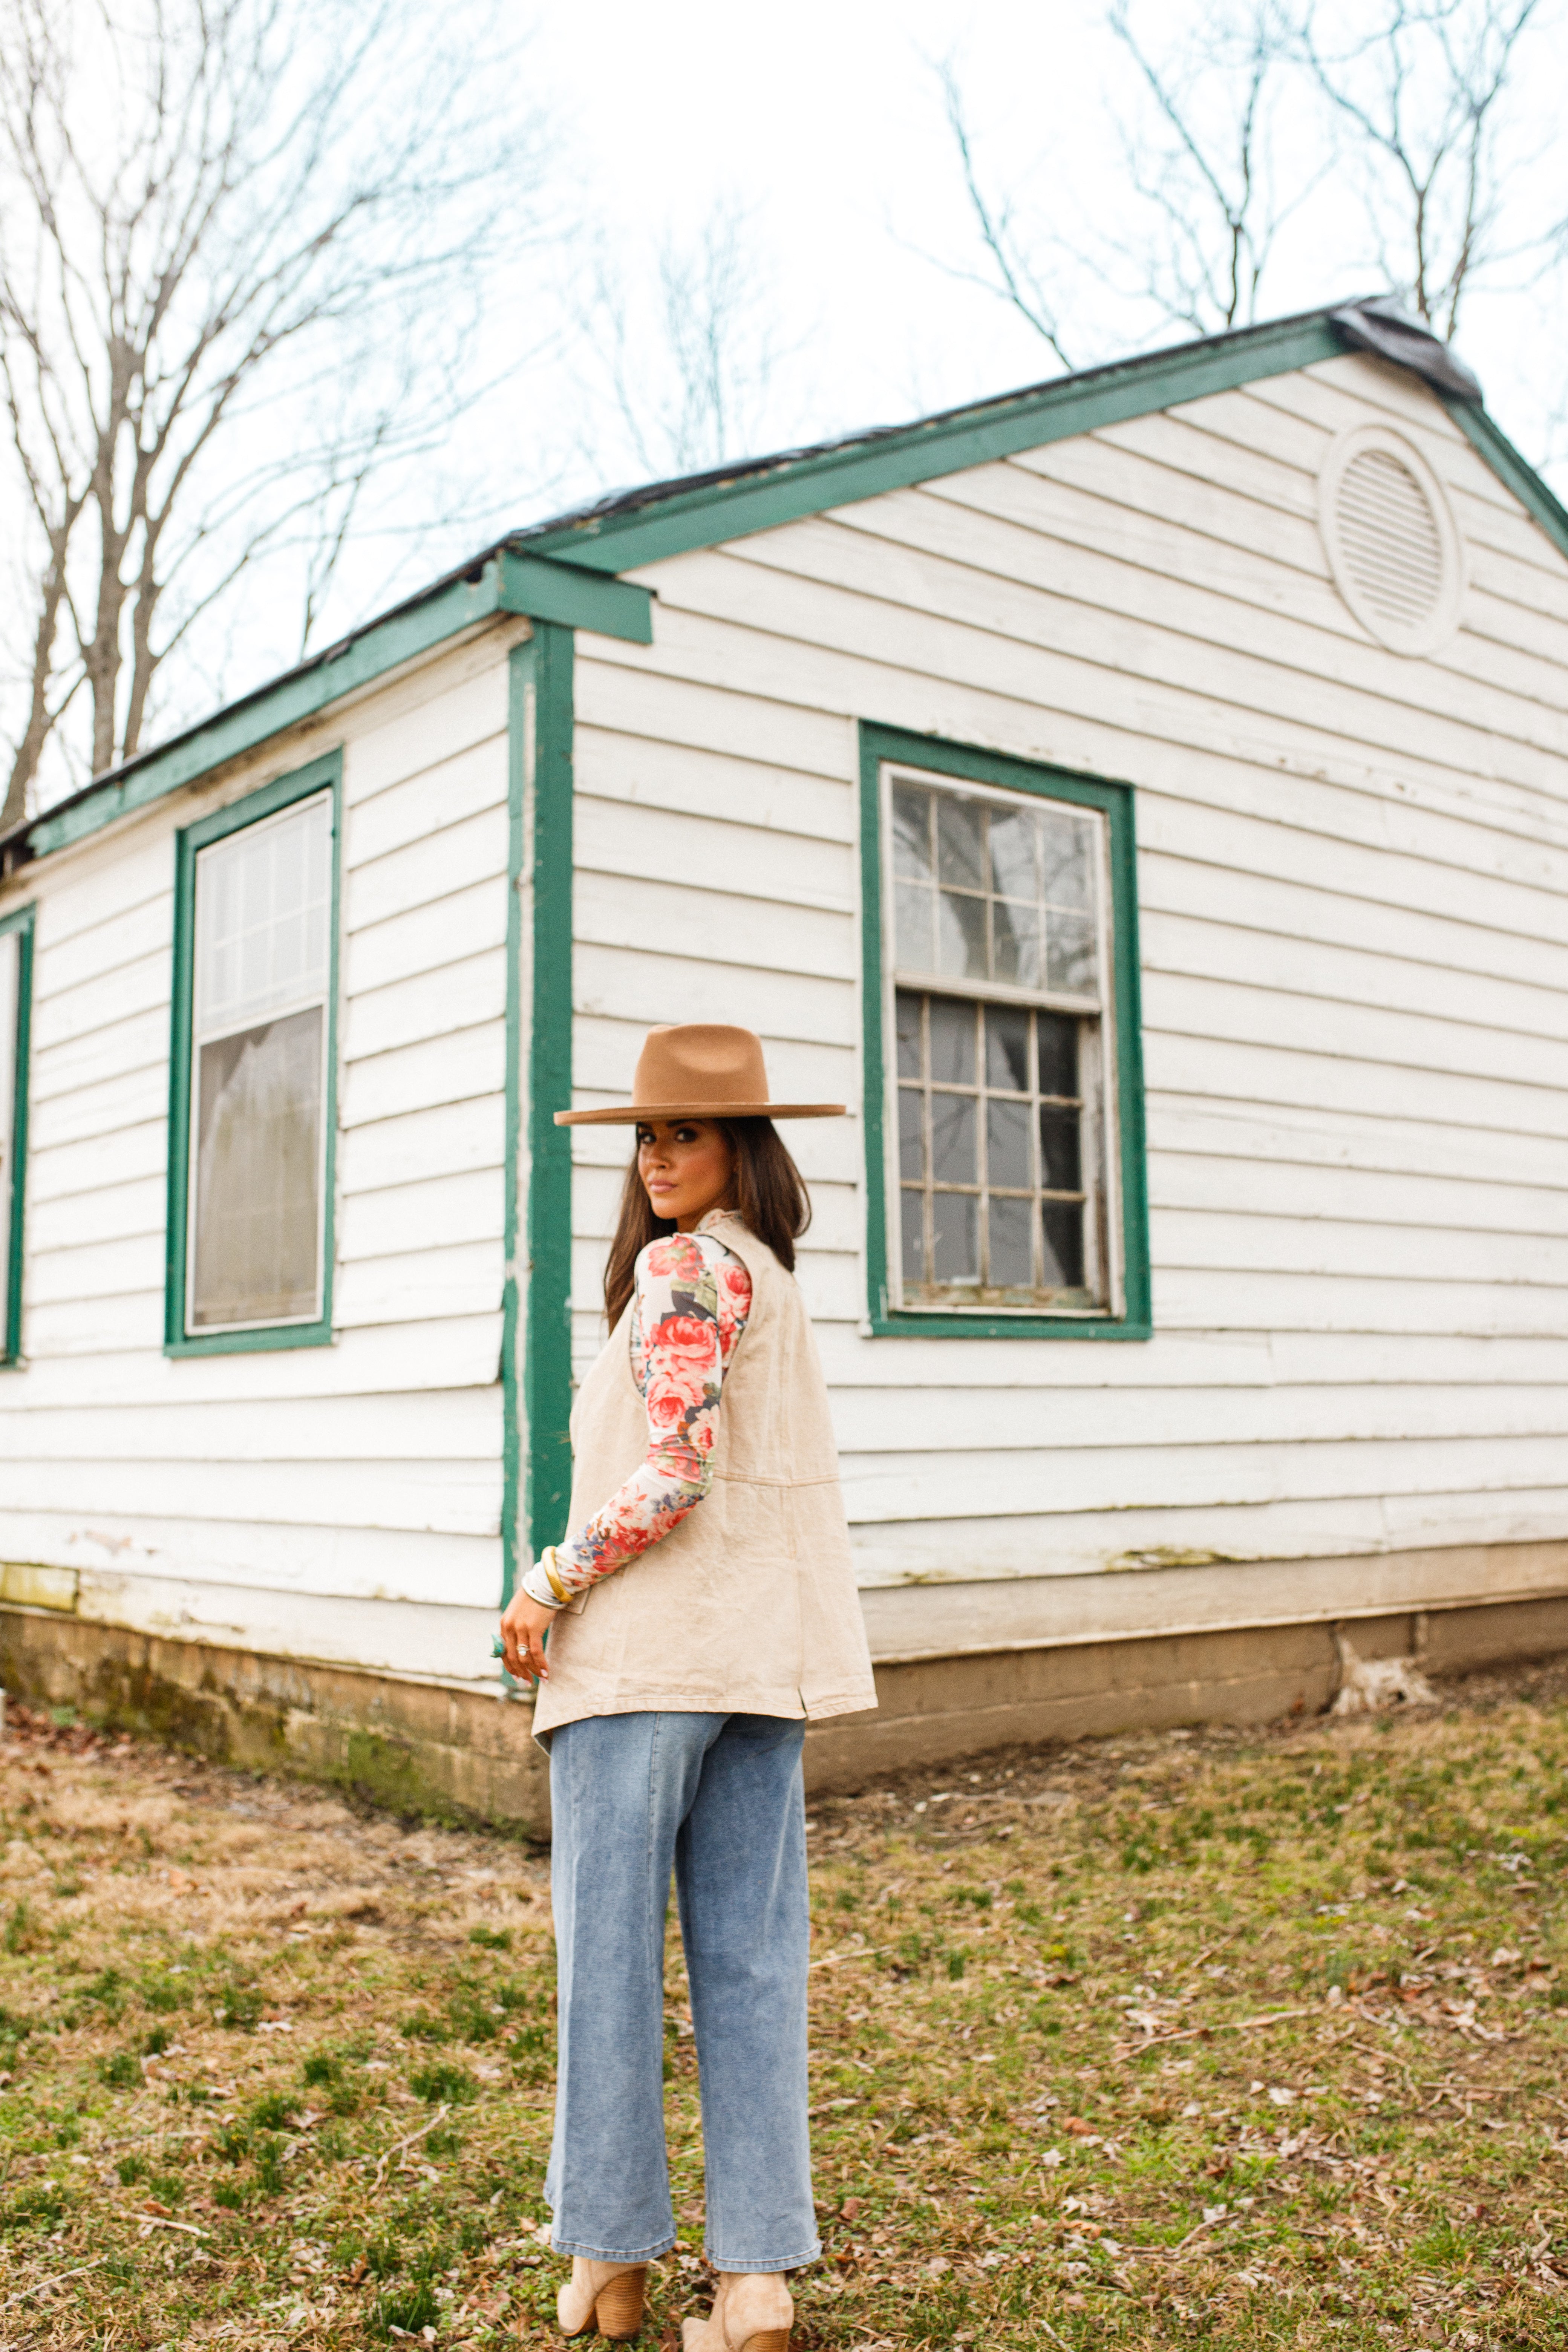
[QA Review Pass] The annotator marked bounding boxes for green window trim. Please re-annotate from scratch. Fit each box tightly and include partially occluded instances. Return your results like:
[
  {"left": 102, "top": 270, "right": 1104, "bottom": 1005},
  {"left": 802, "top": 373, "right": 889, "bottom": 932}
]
[
  {"left": 164, "top": 752, "right": 342, "bottom": 1358},
  {"left": 859, "top": 722, "right": 1150, "bottom": 1340},
  {"left": 500, "top": 625, "right": 577, "bottom": 1607},
  {"left": 0, "top": 901, "right": 35, "bottom": 1367}
]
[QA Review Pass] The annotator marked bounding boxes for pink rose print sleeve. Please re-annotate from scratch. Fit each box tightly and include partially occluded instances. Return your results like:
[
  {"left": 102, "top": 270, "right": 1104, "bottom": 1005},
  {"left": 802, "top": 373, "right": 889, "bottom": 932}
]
[{"left": 552, "top": 1221, "right": 752, "bottom": 1590}]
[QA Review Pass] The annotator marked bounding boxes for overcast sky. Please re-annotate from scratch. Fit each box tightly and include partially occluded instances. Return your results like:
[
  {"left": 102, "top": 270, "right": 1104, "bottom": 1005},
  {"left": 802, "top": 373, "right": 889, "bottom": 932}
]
[
  {"left": 13, "top": 0, "right": 1567, "bottom": 785},
  {"left": 512, "top": 0, "right": 1565, "bottom": 506}
]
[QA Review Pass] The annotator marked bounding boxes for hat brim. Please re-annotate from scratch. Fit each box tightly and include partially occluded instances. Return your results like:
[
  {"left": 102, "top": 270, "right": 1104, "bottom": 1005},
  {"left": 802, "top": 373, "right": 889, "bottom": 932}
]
[{"left": 554, "top": 1100, "right": 847, "bottom": 1126}]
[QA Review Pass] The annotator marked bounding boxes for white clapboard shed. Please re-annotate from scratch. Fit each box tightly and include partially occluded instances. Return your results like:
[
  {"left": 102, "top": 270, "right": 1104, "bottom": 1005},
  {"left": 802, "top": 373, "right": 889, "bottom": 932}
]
[{"left": 0, "top": 299, "right": 1564, "bottom": 1823}]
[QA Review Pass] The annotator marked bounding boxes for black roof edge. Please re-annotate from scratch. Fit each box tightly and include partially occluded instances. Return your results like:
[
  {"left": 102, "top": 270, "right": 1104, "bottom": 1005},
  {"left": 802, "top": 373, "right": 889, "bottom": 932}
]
[{"left": 504, "top": 294, "right": 1479, "bottom": 542}]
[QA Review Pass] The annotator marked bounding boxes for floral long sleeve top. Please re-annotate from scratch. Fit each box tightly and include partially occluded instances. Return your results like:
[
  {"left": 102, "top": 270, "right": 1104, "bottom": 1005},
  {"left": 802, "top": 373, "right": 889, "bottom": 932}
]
[{"left": 522, "top": 1214, "right": 751, "bottom": 1603}]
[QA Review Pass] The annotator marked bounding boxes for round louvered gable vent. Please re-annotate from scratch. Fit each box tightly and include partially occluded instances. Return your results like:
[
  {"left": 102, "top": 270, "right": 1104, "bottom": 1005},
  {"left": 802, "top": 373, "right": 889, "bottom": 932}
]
[{"left": 1319, "top": 424, "right": 1463, "bottom": 657}]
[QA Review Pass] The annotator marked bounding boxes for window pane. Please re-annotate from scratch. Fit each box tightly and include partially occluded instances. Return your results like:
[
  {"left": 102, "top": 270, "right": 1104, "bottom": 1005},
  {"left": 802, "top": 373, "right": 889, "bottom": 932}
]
[
  {"left": 895, "top": 881, "right": 934, "bottom": 972},
  {"left": 931, "top": 1092, "right": 977, "bottom": 1184},
  {"left": 895, "top": 989, "right": 922, "bottom": 1079},
  {"left": 988, "top": 1196, "right": 1034, "bottom": 1288},
  {"left": 985, "top": 1004, "right": 1030, "bottom": 1092},
  {"left": 885, "top": 769, "right": 1114, "bottom": 1315},
  {"left": 1041, "top": 1199, "right": 1085, "bottom": 1289},
  {"left": 936, "top": 794, "right": 985, "bottom": 890},
  {"left": 991, "top": 899, "right": 1042, "bottom": 986},
  {"left": 1037, "top": 1011, "right": 1078, "bottom": 1099},
  {"left": 987, "top": 1098, "right": 1032, "bottom": 1190},
  {"left": 928, "top": 997, "right": 975, "bottom": 1085},
  {"left": 191, "top": 1008, "right": 322, "bottom": 1327},
  {"left": 936, "top": 888, "right": 987, "bottom": 978},
  {"left": 1047, "top": 910, "right": 1097, "bottom": 995},
  {"left": 1038, "top": 1105, "right": 1082, "bottom": 1193},
  {"left": 892, "top": 783, "right": 932, "bottom": 879},
  {"left": 194, "top": 795, "right": 331, "bottom": 1036},
  {"left": 900, "top": 1189, "right": 924, "bottom": 1283},
  {"left": 933, "top": 1192, "right": 978, "bottom": 1281},
  {"left": 897, "top": 1087, "right": 926, "bottom": 1180},
  {"left": 988, "top": 806, "right": 1037, "bottom": 900},
  {"left": 1040, "top": 810, "right": 1092, "bottom": 910}
]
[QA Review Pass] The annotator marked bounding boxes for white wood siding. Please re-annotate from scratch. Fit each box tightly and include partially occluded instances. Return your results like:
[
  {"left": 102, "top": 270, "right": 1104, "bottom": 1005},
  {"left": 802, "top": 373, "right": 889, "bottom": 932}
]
[
  {"left": 569, "top": 349, "right": 1568, "bottom": 1606},
  {"left": 0, "top": 630, "right": 520, "bottom": 1682}
]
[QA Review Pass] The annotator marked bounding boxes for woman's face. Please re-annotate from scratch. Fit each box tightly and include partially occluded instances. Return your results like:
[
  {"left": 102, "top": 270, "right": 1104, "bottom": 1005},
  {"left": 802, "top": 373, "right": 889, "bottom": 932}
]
[{"left": 636, "top": 1119, "right": 735, "bottom": 1233}]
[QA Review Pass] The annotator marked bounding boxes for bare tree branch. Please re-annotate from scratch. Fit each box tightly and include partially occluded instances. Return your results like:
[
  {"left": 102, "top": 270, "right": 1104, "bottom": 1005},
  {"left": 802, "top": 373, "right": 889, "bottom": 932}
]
[
  {"left": 928, "top": 0, "right": 1555, "bottom": 387},
  {"left": 1291, "top": 0, "right": 1547, "bottom": 334},
  {"left": 0, "top": 0, "right": 559, "bottom": 826},
  {"left": 565, "top": 198, "right": 797, "bottom": 489},
  {"left": 930, "top": 57, "right": 1076, "bottom": 369}
]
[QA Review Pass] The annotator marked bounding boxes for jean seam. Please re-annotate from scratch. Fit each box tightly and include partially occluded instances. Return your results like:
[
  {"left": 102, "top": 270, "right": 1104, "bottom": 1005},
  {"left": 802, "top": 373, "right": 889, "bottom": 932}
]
[
  {"left": 553, "top": 2233, "right": 677, "bottom": 2262},
  {"left": 704, "top": 2243, "right": 821, "bottom": 2271}
]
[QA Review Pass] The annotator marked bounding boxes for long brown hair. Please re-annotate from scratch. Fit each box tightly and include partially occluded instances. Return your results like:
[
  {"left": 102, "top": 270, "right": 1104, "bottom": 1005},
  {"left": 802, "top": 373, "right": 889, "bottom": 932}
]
[{"left": 603, "top": 1118, "right": 811, "bottom": 1328}]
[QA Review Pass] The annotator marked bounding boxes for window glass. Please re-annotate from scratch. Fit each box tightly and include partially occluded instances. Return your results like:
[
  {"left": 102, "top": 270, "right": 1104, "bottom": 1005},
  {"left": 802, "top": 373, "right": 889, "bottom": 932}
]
[
  {"left": 188, "top": 796, "right": 332, "bottom": 1331},
  {"left": 888, "top": 768, "right": 1111, "bottom": 1313},
  {"left": 890, "top": 778, "right": 1099, "bottom": 1001}
]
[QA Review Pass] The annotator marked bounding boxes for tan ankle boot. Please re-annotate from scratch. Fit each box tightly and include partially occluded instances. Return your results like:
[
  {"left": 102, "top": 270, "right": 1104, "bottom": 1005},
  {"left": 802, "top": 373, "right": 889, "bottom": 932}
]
[
  {"left": 680, "top": 2269, "right": 793, "bottom": 2352},
  {"left": 557, "top": 2255, "right": 648, "bottom": 2341}
]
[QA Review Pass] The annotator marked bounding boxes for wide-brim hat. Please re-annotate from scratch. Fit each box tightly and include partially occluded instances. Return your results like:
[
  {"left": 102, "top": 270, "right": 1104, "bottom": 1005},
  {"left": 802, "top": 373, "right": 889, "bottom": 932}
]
[{"left": 554, "top": 1023, "right": 845, "bottom": 1125}]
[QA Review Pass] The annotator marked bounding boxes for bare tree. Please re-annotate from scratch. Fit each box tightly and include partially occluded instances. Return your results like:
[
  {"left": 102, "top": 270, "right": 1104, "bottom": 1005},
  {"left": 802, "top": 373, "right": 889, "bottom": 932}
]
[
  {"left": 0, "top": 0, "right": 554, "bottom": 830},
  {"left": 1292, "top": 0, "right": 1547, "bottom": 335},
  {"left": 565, "top": 199, "right": 796, "bottom": 489},
  {"left": 1105, "top": 0, "right": 1321, "bottom": 333},
  {"left": 928, "top": 56, "right": 1077, "bottom": 370},
  {"left": 932, "top": 0, "right": 1556, "bottom": 365},
  {"left": 924, "top": 9, "right": 1309, "bottom": 370}
]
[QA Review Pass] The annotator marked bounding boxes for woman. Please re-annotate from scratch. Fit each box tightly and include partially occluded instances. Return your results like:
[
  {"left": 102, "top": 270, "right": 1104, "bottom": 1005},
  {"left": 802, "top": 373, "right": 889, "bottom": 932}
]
[{"left": 499, "top": 1023, "right": 876, "bottom": 2352}]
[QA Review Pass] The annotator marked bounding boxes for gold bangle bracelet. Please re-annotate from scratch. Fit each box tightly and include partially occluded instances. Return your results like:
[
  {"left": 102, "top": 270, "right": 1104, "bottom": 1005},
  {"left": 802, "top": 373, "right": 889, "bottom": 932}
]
[{"left": 542, "top": 1549, "right": 570, "bottom": 1607}]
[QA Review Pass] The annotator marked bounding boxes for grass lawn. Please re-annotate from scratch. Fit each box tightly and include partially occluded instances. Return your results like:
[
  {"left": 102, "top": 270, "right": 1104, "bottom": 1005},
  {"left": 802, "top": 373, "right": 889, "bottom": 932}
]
[{"left": 0, "top": 1661, "right": 1565, "bottom": 2348}]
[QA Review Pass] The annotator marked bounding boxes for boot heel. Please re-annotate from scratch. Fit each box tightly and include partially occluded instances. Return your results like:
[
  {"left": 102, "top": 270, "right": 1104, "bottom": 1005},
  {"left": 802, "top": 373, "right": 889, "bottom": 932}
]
[
  {"left": 732, "top": 2334, "right": 790, "bottom": 2352},
  {"left": 594, "top": 2267, "right": 647, "bottom": 2340}
]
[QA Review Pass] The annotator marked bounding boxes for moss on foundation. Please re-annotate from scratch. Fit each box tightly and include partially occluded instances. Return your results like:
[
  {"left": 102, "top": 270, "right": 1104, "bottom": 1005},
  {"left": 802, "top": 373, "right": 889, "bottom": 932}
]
[{"left": 0, "top": 1606, "right": 549, "bottom": 1834}]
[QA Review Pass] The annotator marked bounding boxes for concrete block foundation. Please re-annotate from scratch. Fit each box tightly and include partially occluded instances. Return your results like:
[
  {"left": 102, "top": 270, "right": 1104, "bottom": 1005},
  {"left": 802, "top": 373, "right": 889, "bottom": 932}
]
[{"left": 3, "top": 1579, "right": 1567, "bottom": 1831}]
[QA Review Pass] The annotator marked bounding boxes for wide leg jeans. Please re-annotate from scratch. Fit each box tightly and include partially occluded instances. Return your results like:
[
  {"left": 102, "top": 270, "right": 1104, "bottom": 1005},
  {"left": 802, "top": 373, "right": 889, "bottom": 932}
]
[{"left": 544, "top": 1710, "right": 819, "bottom": 2273}]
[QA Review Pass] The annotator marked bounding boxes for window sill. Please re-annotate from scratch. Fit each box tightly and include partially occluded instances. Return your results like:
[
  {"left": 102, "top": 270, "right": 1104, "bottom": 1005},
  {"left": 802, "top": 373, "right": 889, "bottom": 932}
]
[
  {"left": 868, "top": 1308, "right": 1152, "bottom": 1341},
  {"left": 165, "top": 1321, "right": 334, "bottom": 1358}
]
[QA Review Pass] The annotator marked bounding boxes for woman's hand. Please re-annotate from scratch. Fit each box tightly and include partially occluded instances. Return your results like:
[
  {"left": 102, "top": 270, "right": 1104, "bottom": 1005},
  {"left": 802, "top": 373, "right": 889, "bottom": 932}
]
[{"left": 499, "top": 1587, "right": 558, "bottom": 1684}]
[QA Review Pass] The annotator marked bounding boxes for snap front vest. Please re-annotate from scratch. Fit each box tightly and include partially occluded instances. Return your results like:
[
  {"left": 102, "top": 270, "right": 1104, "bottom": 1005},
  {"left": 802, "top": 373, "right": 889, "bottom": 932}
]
[{"left": 530, "top": 1213, "right": 877, "bottom": 1739}]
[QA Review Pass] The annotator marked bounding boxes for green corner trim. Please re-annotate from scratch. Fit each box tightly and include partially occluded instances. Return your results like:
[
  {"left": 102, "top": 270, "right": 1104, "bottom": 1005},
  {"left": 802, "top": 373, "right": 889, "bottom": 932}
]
[
  {"left": 1443, "top": 397, "right": 1568, "bottom": 566},
  {"left": 0, "top": 901, "right": 34, "bottom": 1366},
  {"left": 502, "top": 625, "right": 576, "bottom": 1603},
  {"left": 523, "top": 316, "right": 1349, "bottom": 573},
  {"left": 858, "top": 723, "right": 1150, "bottom": 1341},
  {"left": 164, "top": 752, "right": 342, "bottom": 1358},
  {"left": 14, "top": 558, "right": 648, "bottom": 873},
  {"left": 501, "top": 650, "right": 527, "bottom": 1610}
]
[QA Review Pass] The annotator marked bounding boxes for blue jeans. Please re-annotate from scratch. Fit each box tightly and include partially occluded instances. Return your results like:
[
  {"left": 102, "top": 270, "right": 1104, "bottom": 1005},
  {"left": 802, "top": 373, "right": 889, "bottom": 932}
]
[{"left": 544, "top": 1711, "right": 818, "bottom": 2273}]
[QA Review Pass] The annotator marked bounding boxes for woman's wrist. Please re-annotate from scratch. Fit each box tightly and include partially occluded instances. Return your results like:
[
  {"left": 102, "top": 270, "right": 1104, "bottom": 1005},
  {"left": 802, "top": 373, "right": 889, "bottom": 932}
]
[{"left": 520, "top": 1548, "right": 570, "bottom": 1609}]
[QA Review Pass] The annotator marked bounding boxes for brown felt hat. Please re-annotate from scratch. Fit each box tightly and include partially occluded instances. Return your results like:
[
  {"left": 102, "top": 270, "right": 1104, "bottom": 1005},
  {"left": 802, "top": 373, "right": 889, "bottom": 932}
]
[{"left": 554, "top": 1023, "right": 846, "bottom": 1125}]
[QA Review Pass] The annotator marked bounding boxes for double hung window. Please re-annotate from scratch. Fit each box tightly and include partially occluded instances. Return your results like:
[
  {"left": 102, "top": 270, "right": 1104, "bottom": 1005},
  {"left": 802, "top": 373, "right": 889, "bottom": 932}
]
[
  {"left": 0, "top": 904, "right": 34, "bottom": 1364},
  {"left": 862, "top": 727, "right": 1148, "bottom": 1338},
  {"left": 168, "top": 758, "right": 339, "bottom": 1352}
]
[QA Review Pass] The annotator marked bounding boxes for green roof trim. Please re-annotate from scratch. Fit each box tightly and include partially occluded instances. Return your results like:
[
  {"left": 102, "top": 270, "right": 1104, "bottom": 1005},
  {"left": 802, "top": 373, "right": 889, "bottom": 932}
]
[
  {"left": 520, "top": 314, "right": 1349, "bottom": 573},
  {"left": 1443, "top": 397, "right": 1568, "bottom": 566},
  {"left": 9, "top": 553, "right": 651, "bottom": 869},
  {"left": 496, "top": 549, "right": 652, "bottom": 640},
  {"left": 7, "top": 299, "right": 1563, "bottom": 879}
]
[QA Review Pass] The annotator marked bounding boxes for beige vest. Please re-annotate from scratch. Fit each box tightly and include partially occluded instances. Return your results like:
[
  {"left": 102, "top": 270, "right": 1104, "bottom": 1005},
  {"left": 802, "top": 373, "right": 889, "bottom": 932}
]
[{"left": 531, "top": 1213, "right": 877, "bottom": 1738}]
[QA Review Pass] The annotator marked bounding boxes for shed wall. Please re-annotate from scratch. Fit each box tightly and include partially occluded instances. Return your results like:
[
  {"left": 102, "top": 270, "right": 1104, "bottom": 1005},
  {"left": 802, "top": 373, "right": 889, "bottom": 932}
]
[
  {"left": 567, "top": 351, "right": 1568, "bottom": 1641},
  {"left": 0, "top": 629, "right": 521, "bottom": 1685}
]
